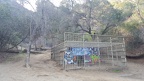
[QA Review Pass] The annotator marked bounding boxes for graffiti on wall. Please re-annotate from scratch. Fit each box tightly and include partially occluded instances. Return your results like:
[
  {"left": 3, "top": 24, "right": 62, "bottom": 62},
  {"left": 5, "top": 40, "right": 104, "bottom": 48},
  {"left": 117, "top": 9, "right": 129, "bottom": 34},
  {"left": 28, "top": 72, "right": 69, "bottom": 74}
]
[{"left": 64, "top": 47, "right": 100, "bottom": 64}]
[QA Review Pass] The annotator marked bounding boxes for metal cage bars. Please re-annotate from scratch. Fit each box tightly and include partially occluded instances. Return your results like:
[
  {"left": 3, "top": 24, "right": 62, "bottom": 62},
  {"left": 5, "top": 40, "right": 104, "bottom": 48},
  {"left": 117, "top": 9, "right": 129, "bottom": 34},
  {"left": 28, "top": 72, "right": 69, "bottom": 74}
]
[{"left": 51, "top": 32, "right": 127, "bottom": 70}]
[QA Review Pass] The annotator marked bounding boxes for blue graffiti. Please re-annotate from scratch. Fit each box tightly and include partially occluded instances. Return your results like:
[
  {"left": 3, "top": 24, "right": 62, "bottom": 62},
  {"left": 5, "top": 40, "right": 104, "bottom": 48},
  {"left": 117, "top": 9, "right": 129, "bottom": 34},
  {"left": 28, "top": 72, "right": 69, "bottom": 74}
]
[
  {"left": 70, "top": 47, "right": 98, "bottom": 55},
  {"left": 64, "top": 47, "right": 99, "bottom": 64}
]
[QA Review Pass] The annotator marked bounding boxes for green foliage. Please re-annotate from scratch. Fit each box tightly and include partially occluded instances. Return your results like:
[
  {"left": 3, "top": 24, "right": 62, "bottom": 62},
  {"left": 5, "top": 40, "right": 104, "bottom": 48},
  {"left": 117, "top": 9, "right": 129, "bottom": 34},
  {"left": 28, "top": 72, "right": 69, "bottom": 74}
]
[
  {"left": 84, "top": 33, "right": 92, "bottom": 41},
  {"left": 59, "top": 6, "right": 71, "bottom": 14},
  {"left": 0, "top": 1, "right": 31, "bottom": 51},
  {"left": 122, "top": 21, "right": 140, "bottom": 36},
  {"left": 68, "top": 0, "right": 135, "bottom": 35},
  {"left": 122, "top": 21, "right": 143, "bottom": 50},
  {"left": 127, "top": 36, "right": 143, "bottom": 50},
  {"left": 0, "top": 3, "right": 11, "bottom": 21}
]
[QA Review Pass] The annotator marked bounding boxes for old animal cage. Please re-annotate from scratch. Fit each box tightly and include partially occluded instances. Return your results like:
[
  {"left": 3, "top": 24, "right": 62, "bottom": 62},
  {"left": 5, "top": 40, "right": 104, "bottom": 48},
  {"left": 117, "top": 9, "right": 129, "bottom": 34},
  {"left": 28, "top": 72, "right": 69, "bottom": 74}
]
[{"left": 51, "top": 32, "right": 127, "bottom": 70}]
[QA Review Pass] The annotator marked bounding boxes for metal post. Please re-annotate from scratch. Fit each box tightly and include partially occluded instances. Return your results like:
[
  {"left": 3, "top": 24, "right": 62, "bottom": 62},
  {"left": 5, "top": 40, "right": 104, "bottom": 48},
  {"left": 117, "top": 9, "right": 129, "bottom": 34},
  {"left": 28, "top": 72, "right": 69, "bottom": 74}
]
[
  {"left": 63, "top": 33, "right": 66, "bottom": 70},
  {"left": 97, "top": 36, "right": 101, "bottom": 67},
  {"left": 122, "top": 37, "right": 127, "bottom": 66},
  {"left": 64, "top": 32, "right": 66, "bottom": 42},
  {"left": 107, "top": 47, "right": 109, "bottom": 60},
  {"left": 110, "top": 37, "right": 114, "bottom": 67},
  {"left": 83, "top": 33, "right": 85, "bottom": 68},
  {"left": 116, "top": 45, "right": 118, "bottom": 62}
]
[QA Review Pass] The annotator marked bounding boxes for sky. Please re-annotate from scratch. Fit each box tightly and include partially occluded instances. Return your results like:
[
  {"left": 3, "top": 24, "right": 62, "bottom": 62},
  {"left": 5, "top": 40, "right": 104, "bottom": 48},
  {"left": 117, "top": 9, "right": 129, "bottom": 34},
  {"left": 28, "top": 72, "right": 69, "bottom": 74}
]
[
  {"left": 50, "top": 0, "right": 63, "bottom": 6},
  {"left": 24, "top": 0, "right": 124, "bottom": 11},
  {"left": 24, "top": 0, "right": 62, "bottom": 11}
]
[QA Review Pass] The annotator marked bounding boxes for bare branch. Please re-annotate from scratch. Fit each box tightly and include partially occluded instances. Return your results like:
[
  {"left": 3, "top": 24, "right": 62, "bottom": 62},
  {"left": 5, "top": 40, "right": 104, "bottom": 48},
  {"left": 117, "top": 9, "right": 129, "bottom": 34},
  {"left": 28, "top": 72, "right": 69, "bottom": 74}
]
[
  {"left": 76, "top": 23, "right": 89, "bottom": 33},
  {"left": 6, "top": 32, "right": 29, "bottom": 51}
]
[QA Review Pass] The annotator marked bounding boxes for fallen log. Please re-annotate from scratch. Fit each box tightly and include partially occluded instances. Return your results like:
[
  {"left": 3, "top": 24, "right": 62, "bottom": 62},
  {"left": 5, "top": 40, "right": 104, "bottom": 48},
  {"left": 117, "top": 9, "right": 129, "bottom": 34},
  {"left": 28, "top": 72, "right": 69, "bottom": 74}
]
[{"left": 126, "top": 54, "right": 144, "bottom": 59}]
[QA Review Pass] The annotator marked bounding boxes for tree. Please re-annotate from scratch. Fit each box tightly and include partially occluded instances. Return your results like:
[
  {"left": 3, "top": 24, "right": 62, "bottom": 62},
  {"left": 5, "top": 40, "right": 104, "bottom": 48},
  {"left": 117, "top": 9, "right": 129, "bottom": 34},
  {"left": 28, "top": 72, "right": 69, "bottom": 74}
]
[
  {"left": 136, "top": 0, "right": 144, "bottom": 23},
  {"left": 0, "top": 0, "right": 31, "bottom": 52},
  {"left": 68, "top": 0, "right": 133, "bottom": 36},
  {"left": 19, "top": 0, "right": 37, "bottom": 68}
]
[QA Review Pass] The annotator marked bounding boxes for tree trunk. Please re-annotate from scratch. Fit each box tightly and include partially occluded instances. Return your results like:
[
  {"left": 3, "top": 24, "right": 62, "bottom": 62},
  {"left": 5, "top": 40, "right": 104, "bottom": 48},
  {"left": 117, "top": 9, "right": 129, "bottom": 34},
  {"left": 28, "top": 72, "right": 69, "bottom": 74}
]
[
  {"left": 26, "top": 42, "right": 31, "bottom": 68},
  {"left": 34, "top": 40, "right": 37, "bottom": 51},
  {"left": 25, "top": 14, "right": 32, "bottom": 68}
]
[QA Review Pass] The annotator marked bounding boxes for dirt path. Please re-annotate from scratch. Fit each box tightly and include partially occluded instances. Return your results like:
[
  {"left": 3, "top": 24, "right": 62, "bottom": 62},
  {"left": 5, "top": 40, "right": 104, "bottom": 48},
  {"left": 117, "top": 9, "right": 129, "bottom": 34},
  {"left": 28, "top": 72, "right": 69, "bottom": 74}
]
[{"left": 0, "top": 51, "right": 143, "bottom": 81}]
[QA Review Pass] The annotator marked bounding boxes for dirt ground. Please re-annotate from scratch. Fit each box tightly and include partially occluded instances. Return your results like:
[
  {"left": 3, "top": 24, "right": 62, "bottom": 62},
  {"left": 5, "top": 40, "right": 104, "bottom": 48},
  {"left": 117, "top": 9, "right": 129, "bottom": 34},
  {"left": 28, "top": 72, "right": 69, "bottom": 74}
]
[{"left": 0, "top": 50, "right": 144, "bottom": 81}]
